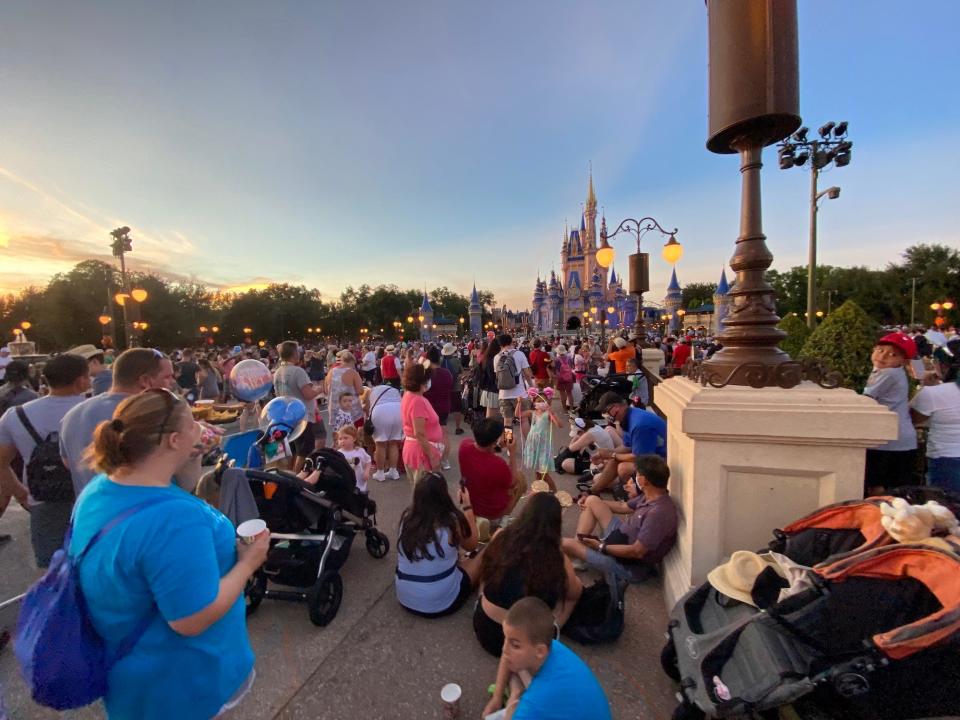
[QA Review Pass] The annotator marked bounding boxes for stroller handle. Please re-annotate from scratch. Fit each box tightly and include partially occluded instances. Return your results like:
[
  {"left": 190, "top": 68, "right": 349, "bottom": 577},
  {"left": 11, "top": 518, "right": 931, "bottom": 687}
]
[{"left": 245, "top": 468, "right": 313, "bottom": 491}]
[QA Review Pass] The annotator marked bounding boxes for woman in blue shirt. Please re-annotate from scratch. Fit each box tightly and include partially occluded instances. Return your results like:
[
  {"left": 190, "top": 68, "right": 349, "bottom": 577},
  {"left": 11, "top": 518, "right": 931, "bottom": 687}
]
[
  {"left": 395, "top": 472, "right": 480, "bottom": 617},
  {"left": 70, "top": 388, "right": 269, "bottom": 719}
]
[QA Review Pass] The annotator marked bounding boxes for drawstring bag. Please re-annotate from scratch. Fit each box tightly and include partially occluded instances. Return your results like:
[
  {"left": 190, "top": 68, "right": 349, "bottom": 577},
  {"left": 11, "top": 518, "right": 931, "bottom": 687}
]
[{"left": 15, "top": 498, "right": 175, "bottom": 710}]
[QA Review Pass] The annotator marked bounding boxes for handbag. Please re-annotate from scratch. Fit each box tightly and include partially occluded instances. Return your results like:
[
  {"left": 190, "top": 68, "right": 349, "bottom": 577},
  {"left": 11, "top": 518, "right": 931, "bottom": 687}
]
[{"left": 363, "top": 385, "right": 395, "bottom": 436}]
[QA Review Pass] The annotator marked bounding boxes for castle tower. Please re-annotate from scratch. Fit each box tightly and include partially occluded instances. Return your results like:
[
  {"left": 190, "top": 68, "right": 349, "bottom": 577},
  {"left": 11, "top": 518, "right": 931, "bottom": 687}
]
[
  {"left": 469, "top": 283, "right": 483, "bottom": 336},
  {"left": 584, "top": 170, "right": 597, "bottom": 251},
  {"left": 420, "top": 292, "right": 434, "bottom": 342},
  {"left": 608, "top": 265, "right": 620, "bottom": 329},
  {"left": 547, "top": 271, "right": 561, "bottom": 333},
  {"left": 712, "top": 267, "right": 731, "bottom": 334},
  {"left": 665, "top": 268, "right": 683, "bottom": 335}
]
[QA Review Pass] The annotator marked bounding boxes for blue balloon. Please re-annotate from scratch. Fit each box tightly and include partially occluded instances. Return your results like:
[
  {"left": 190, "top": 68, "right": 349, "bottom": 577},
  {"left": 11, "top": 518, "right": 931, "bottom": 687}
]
[
  {"left": 259, "top": 397, "right": 307, "bottom": 442},
  {"left": 229, "top": 359, "right": 273, "bottom": 402}
]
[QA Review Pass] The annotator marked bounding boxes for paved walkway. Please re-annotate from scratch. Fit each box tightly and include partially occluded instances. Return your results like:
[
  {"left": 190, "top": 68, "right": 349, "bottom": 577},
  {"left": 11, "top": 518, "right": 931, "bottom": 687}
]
[{"left": 0, "top": 420, "right": 679, "bottom": 720}]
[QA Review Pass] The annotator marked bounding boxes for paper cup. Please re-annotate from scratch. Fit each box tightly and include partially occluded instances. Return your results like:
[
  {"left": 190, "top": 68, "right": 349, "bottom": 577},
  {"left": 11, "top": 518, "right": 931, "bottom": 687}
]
[
  {"left": 440, "top": 683, "right": 462, "bottom": 719},
  {"left": 236, "top": 519, "right": 267, "bottom": 544}
]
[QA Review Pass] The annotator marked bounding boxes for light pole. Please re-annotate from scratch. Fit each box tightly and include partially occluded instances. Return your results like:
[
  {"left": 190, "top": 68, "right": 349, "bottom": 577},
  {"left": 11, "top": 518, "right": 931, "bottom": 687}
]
[
  {"left": 597, "top": 216, "right": 680, "bottom": 344},
  {"left": 777, "top": 122, "right": 852, "bottom": 328}
]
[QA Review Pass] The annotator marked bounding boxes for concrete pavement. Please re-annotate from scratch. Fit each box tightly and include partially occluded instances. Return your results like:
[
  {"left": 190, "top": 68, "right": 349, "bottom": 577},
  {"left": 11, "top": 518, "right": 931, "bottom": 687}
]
[{"left": 0, "top": 419, "right": 679, "bottom": 720}]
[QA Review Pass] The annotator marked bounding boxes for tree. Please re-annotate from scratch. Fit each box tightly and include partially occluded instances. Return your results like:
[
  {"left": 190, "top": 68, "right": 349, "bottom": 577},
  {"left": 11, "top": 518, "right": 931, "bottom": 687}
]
[
  {"left": 776, "top": 313, "right": 811, "bottom": 358},
  {"left": 682, "top": 283, "right": 717, "bottom": 310},
  {"left": 798, "top": 300, "right": 879, "bottom": 392}
]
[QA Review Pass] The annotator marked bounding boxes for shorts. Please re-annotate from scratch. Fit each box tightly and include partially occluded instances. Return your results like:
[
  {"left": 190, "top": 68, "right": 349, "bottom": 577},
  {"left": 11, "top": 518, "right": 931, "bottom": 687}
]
[
  {"left": 498, "top": 397, "right": 531, "bottom": 422},
  {"left": 294, "top": 421, "right": 317, "bottom": 457},
  {"left": 584, "top": 517, "right": 657, "bottom": 584},
  {"left": 437, "top": 413, "right": 449, "bottom": 426},
  {"left": 481, "top": 390, "right": 499, "bottom": 409},
  {"left": 401, "top": 568, "right": 473, "bottom": 619},
  {"left": 473, "top": 601, "right": 505, "bottom": 657},
  {"left": 30, "top": 500, "right": 73, "bottom": 568},
  {"left": 449, "top": 390, "right": 462, "bottom": 413},
  {"left": 371, "top": 406, "right": 404, "bottom": 443}
]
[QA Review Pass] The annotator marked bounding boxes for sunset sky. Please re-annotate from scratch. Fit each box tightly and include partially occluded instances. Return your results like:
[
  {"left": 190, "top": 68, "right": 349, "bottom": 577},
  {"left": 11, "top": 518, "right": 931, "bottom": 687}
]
[{"left": 1, "top": 1, "right": 958, "bottom": 310}]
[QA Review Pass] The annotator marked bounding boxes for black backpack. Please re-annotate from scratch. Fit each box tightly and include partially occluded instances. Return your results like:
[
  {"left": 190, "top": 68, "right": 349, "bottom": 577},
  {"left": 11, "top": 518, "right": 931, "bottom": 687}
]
[
  {"left": 16, "top": 406, "right": 75, "bottom": 503},
  {"left": 562, "top": 573, "right": 627, "bottom": 645}
]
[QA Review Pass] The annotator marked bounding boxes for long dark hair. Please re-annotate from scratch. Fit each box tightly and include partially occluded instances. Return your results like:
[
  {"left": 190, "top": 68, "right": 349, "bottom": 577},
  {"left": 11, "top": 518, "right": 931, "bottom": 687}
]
[
  {"left": 481, "top": 492, "right": 566, "bottom": 602},
  {"left": 479, "top": 337, "right": 502, "bottom": 366},
  {"left": 398, "top": 473, "right": 471, "bottom": 561}
]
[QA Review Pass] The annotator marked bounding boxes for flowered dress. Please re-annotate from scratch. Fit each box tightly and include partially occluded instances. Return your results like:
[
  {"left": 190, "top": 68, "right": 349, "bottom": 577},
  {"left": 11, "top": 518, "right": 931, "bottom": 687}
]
[{"left": 523, "top": 404, "right": 554, "bottom": 475}]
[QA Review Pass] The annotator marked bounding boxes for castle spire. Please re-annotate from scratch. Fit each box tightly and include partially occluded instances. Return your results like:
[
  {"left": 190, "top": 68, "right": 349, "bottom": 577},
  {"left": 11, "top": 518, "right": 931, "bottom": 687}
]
[{"left": 587, "top": 164, "right": 596, "bottom": 207}]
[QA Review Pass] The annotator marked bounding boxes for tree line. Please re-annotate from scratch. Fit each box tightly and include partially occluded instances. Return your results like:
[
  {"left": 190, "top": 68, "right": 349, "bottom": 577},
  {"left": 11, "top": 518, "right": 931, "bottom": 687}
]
[{"left": 0, "top": 260, "right": 496, "bottom": 351}]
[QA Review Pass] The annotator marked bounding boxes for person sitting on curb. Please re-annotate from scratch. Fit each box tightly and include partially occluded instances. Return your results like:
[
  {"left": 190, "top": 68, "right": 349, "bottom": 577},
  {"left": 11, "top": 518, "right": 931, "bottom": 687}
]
[
  {"left": 482, "top": 596, "right": 612, "bottom": 720},
  {"left": 584, "top": 391, "right": 666, "bottom": 494},
  {"left": 458, "top": 418, "right": 523, "bottom": 529},
  {"left": 562, "top": 454, "right": 677, "bottom": 583}
]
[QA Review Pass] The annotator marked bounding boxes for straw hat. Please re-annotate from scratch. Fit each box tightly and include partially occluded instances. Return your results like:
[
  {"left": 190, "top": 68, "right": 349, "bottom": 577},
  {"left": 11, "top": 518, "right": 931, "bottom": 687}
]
[
  {"left": 67, "top": 344, "right": 102, "bottom": 360},
  {"left": 707, "top": 551, "right": 785, "bottom": 606},
  {"left": 385, "top": 344, "right": 396, "bottom": 353},
  {"left": 441, "top": 342, "right": 456, "bottom": 356},
  {"left": 613, "top": 337, "right": 627, "bottom": 348}
]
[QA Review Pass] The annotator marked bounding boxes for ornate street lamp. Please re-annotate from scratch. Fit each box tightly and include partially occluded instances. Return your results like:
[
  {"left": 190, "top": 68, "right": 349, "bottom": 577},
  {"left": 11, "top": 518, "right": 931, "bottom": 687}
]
[
  {"left": 130, "top": 288, "right": 148, "bottom": 303},
  {"left": 931, "top": 300, "right": 954, "bottom": 327}
]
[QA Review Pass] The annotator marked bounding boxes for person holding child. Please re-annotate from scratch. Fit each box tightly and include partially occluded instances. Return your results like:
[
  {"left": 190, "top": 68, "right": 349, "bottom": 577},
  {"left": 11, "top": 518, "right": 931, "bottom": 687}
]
[{"left": 482, "top": 597, "right": 611, "bottom": 720}]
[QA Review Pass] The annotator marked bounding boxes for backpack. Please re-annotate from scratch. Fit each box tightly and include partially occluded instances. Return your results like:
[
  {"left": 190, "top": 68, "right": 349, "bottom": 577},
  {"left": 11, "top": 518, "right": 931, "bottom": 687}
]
[
  {"left": 495, "top": 350, "right": 520, "bottom": 390},
  {"left": 16, "top": 406, "right": 75, "bottom": 503},
  {"left": 562, "top": 573, "right": 627, "bottom": 645},
  {"left": 15, "top": 498, "right": 176, "bottom": 710},
  {"left": 556, "top": 355, "right": 574, "bottom": 384}
]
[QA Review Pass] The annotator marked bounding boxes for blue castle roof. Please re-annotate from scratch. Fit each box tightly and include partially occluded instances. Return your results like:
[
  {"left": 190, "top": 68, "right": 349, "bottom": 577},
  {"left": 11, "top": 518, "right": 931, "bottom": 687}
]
[
  {"left": 716, "top": 268, "right": 729, "bottom": 295},
  {"left": 667, "top": 268, "right": 681, "bottom": 293},
  {"left": 609, "top": 266, "right": 617, "bottom": 285},
  {"left": 420, "top": 293, "right": 432, "bottom": 312},
  {"left": 470, "top": 284, "right": 481, "bottom": 307}
]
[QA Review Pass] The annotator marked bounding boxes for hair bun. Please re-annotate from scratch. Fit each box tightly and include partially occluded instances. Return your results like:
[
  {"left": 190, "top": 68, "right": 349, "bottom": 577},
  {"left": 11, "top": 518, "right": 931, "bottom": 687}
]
[{"left": 110, "top": 419, "right": 125, "bottom": 432}]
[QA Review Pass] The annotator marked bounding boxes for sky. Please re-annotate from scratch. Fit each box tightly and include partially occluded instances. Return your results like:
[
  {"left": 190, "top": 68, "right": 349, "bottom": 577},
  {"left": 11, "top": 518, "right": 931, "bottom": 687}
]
[{"left": 1, "top": 1, "right": 958, "bottom": 311}]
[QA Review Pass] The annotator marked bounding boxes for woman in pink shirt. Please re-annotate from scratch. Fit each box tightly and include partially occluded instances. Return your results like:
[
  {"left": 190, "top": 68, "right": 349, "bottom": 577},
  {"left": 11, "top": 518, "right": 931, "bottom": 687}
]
[{"left": 401, "top": 361, "right": 444, "bottom": 483}]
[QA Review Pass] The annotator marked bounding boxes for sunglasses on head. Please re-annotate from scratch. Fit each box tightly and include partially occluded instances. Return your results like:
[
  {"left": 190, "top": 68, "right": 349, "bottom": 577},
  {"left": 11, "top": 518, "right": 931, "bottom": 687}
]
[{"left": 143, "top": 387, "right": 183, "bottom": 444}]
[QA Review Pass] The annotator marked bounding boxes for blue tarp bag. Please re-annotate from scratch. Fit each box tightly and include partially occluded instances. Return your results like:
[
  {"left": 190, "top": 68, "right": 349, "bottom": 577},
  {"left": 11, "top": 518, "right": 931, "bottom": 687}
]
[{"left": 14, "top": 498, "right": 174, "bottom": 710}]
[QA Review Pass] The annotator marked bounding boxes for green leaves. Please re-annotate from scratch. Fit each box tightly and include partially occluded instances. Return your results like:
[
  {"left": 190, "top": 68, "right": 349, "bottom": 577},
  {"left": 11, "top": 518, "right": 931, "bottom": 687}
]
[
  {"left": 798, "top": 300, "right": 879, "bottom": 392},
  {"left": 776, "top": 313, "right": 811, "bottom": 358}
]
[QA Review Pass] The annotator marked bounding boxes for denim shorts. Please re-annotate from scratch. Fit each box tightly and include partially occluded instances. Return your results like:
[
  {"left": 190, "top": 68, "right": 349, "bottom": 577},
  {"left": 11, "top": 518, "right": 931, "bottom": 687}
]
[{"left": 584, "top": 517, "right": 656, "bottom": 584}]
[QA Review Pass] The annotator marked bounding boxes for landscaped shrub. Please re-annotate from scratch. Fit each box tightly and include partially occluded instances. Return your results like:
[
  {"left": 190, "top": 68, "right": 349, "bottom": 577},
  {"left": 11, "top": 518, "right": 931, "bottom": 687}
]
[
  {"left": 798, "top": 300, "right": 879, "bottom": 391},
  {"left": 777, "top": 313, "right": 812, "bottom": 358}
]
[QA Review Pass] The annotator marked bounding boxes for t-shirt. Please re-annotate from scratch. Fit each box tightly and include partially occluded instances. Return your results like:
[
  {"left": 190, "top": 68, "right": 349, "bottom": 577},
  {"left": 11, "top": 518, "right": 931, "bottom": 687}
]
[
  {"left": 0, "top": 394, "right": 85, "bottom": 490},
  {"left": 529, "top": 349, "right": 551, "bottom": 380},
  {"left": 70, "top": 476, "right": 253, "bottom": 720},
  {"left": 91, "top": 369, "right": 113, "bottom": 396},
  {"left": 584, "top": 426, "right": 615, "bottom": 456},
  {"left": 910, "top": 382, "right": 960, "bottom": 458},
  {"left": 361, "top": 351, "right": 377, "bottom": 372},
  {"left": 368, "top": 384, "right": 401, "bottom": 408},
  {"left": 621, "top": 406, "right": 667, "bottom": 459},
  {"left": 424, "top": 367, "right": 454, "bottom": 416},
  {"left": 339, "top": 447, "right": 371, "bottom": 492},
  {"left": 401, "top": 392, "right": 443, "bottom": 470},
  {"left": 671, "top": 343, "right": 692, "bottom": 368},
  {"left": 395, "top": 526, "right": 463, "bottom": 614},
  {"left": 494, "top": 348, "right": 530, "bottom": 400},
  {"left": 606, "top": 347, "right": 635, "bottom": 374},
  {"left": 458, "top": 439, "right": 513, "bottom": 519},
  {"left": 863, "top": 367, "right": 917, "bottom": 452},
  {"left": 512, "top": 640, "right": 612, "bottom": 720},
  {"left": 176, "top": 360, "right": 199, "bottom": 389},
  {"left": 622, "top": 492, "right": 678, "bottom": 566},
  {"left": 0, "top": 384, "right": 39, "bottom": 415},
  {"left": 60, "top": 391, "right": 130, "bottom": 495},
  {"left": 274, "top": 362, "right": 317, "bottom": 416}
]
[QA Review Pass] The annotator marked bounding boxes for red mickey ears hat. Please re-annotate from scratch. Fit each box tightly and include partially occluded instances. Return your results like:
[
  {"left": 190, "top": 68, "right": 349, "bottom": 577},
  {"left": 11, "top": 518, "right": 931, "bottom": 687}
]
[{"left": 877, "top": 332, "right": 917, "bottom": 360}]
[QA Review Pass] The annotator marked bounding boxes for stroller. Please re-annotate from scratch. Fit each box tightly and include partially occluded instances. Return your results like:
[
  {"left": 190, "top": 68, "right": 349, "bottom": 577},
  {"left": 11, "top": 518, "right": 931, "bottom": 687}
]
[
  {"left": 213, "top": 447, "right": 390, "bottom": 627},
  {"left": 662, "top": 499, "right": 960, "bottom": 720},
  {"left": 576, "top": 373, "right": 632, "bottom": 421}
]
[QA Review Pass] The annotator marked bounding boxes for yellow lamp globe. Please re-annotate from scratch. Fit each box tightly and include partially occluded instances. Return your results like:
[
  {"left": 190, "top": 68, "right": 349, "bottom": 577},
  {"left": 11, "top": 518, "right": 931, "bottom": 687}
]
[
  {"left": 662, "top": 234, "right": 683, "bottom": 265},
  {"left": 595, "top": 243, "right": 615, "bottom": 269},
  {"left": 131, "top": 288, "right": 148, "bottom": 303}
]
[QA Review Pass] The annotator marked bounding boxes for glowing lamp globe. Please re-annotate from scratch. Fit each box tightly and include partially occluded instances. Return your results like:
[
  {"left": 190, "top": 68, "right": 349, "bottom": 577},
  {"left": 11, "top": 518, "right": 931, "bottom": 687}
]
[
  {"left": 20, "top": 321, "right": 31, "bottom": 330},
  {"left": 114, "top": 293, "right": 129, "bottom": 306},
  {"left": 98, "top": 314, "right": 112, "bottom": 326},
  {"left": 595, "top": 243, "right": 615, "bottom": 268},
  {"left": 131, "top": 288, "right": 148, "bottom": 303},
  {"left": 662, "top": 235, "right": 683, "bottom": 265}
]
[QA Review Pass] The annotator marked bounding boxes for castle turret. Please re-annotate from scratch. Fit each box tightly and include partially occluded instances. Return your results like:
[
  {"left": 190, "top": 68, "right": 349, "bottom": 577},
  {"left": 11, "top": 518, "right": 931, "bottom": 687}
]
[
  {"left": 712, "top": 268, "right": 731, "bottom": 334},
  {"left": 469, "top": 283, "right": 483, "bottom": 336},
  {"left": 665, "top": 268, "right": 683, "bottom": 335},
  {"left": 584, "top": 170, "right": 597, "bottom": 250},
  {"left": 420, "top": 292, "right": 434, "bottom": 342}
]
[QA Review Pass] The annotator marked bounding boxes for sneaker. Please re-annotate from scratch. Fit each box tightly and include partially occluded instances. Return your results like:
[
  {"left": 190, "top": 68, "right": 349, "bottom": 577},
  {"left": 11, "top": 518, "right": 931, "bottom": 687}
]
[
  {"left": 441, "top": 460, "right": 452, "bottom": 471},
  {"left": 386, "top": 468, "right": 400, "bottom": 481},
  {"left": 373, "top": 470, "right": 386, "bottom": 483}
]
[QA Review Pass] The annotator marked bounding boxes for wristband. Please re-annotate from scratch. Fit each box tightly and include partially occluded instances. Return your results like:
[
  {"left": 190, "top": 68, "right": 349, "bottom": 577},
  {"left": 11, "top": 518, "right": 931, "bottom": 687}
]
[{"left": 599, "top": 542, "right": 607, "bottom": 555}]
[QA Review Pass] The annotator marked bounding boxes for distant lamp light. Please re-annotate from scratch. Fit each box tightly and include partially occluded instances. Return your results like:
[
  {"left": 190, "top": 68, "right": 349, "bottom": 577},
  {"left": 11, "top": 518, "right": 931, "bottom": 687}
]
[
  {"left": 607, "top": 306, "right": 615, "bottom": 314},
  {"left": 243, "top": 327, "right": 253, "bottom": 334},
  {"left": 258, "top": 340, "right": 266, "bottom": 347},
  {"left": 407, "top": 316, "right": 414, "bottom": 323},
  {"left": 595, "top": 236, "right": 615, "bottom": 268},
  {"left": 931, "top": 303, "right": 941, "bottom": 311},
  {"left": 459, "top": 317, "right": 465, "bottom": 324},
  {"left": 130, "top": 288, "right": 148, "bottom": 303},
  {"left": 114, "top": 292, "right": 129, "bottom": 306},
  {"left": 661, "top": 234, "right": 683, "bottom": 265},
  {"left": 943, "top": 301, "right": 955, "bottom": 310},
  {"left": 418, "top": 315, "right": 424, "bottom": 322},
  {"left": 98, "top": 311, "right": 112, "bottom": 325},
  {"left": 20, "top": 321, "right": 32, "bottom": 330},
  {"left": 199, "top": 326, "right": 208, "bottom": 333},
  {"left": 816, "top": 311, "right": 824, "bottom": 318}
]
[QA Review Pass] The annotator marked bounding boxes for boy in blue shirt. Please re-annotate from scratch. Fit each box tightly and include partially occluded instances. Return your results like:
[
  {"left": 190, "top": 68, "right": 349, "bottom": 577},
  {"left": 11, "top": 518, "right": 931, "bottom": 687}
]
[{"left": 483, "top": 597, "right": 612, "bottom": 720}]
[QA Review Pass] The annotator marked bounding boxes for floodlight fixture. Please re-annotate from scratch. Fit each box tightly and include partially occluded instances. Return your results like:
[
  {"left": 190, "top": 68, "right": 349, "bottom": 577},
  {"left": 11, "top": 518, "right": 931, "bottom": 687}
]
[
  {"left": 818, "top": 122, "right": 835, "bottom": 138},
  {"left": 833, "top": 121, "right": 848, "bottom": 137},
  {"left": 793, "top": 126, "right": 809, "bottom": 142}
]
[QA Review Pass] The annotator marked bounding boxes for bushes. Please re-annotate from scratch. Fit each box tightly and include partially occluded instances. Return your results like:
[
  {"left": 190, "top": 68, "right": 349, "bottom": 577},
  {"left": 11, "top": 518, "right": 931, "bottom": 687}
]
[
  {"left": 777, "top": 313, "right": 811, "bottom": 358},
  {"left": 798, "top": 300, "right": 879, "bottom": 391}
]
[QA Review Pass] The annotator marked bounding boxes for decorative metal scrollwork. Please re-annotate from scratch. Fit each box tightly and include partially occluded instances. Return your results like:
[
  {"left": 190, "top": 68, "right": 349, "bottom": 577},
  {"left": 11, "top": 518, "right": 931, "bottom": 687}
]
[{"left": 682, "top": 357, "right": 843, "bottom": 390}]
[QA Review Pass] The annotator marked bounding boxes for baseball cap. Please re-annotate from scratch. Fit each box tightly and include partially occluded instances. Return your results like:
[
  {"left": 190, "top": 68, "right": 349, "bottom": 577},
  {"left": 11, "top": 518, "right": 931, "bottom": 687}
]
[{"left": 877, "top": 332, "right": 917, "bottom": 360}]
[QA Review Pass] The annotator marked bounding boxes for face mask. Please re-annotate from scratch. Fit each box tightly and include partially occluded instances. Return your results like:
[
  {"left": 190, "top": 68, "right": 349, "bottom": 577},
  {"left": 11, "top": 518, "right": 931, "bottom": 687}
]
[
  {"left": 535, "top": 401, "right": 548, "bottom": 411},
  {"left": 424, "top": 380, "right": 432, "bottom": 392}
]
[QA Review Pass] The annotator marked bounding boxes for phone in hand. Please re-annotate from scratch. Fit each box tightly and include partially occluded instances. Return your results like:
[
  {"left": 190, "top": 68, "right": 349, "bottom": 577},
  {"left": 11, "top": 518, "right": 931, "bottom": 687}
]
[
  {"left": 503, "top": 428, "right": 514, "bottom": 443},
  {"left": 577, "top": 533, "right": 600, "bottom": 542}
]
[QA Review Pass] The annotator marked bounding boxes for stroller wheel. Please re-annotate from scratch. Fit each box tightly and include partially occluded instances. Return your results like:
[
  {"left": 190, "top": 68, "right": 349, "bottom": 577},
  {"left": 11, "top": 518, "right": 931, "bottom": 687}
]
[
  {"left": 245, "top": 572, "right": 267, "bottom": 616},
  {"left": 671, "top": 701, "right": 705, "bottom": 720},
  {"left": 366, "top": 530, "right": 390, "bottom": 559},
  {"left": 307, "top": 572, "right": 343, "bottom": 627},
  {"left": 660, "top": 638, "right": 681, "bottom": 682}
]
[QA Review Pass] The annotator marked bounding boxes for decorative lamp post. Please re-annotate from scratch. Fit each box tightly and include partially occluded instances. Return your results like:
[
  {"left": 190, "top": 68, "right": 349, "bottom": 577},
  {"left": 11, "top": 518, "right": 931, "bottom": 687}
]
[
  {"left": 459, "top": 317, "right": 465, "bottom": 337},
  {"left": 777, "top": 121, "right": 850, "bottom": 328},
  {"left": 599, "top": 217, "right": 680, "bottom": 344},
  {"left": 931, "top": 300, "right": 954, "bottom": 327}
]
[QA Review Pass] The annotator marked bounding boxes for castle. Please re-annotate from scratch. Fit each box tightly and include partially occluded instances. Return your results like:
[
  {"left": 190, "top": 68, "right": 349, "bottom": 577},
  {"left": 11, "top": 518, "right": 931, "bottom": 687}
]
[{"left": 529, "top": 173, "right": 639, "bottom": 334}]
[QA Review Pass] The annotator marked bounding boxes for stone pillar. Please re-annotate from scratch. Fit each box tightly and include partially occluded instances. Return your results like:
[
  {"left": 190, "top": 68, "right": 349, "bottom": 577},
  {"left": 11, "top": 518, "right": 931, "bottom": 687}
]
[
  {"left": 640, "top": 347, "right": 664, "bottom": 378},
  {"left": 656, "top": 377, "right": 898, "bottom": 610}
]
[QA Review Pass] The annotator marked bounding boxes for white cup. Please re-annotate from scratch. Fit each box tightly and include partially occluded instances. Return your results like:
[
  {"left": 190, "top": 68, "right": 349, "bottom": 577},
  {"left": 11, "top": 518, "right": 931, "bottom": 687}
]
[
  {"left": 236, "top": 519, "right": 267, "bottom": 544},
  {"left": 440, "top": 683, "right": 462, "bottom": 719}
]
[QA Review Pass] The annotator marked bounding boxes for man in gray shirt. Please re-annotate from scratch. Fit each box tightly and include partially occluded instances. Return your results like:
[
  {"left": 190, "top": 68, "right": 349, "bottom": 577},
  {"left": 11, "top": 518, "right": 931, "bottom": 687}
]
[
  {"left": 0, "top": 354, "right": 89, "bottom": 565},
  {"left": 274, "top": 341, "right": 322, "bottom": 473},
  {"left": 60, "top": 348, "right": 177, "bottom": 495}
]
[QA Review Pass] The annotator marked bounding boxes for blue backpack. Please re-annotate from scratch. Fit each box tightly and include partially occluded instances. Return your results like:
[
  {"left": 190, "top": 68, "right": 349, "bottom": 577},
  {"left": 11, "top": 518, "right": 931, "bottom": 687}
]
[{"left": 15, "top": 498, "right": 175, "bottom": 710}]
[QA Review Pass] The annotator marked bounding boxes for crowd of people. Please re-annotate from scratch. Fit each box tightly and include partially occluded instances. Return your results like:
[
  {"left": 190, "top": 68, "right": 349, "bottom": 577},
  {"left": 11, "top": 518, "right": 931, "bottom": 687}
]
[{"left": 0, "top": 317, "right": 957, "bottom": 718}]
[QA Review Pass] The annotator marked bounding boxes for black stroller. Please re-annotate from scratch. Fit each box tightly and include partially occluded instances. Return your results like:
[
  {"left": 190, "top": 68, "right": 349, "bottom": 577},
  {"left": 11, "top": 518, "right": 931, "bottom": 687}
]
[
  {"left": 220, "top": 448, "right": 390, "bottom": 626},
  {"left": 576, "top": 373, "right": 632, "bottom": 421},
  {"left": 662, "top": 499, "right": 960, "bottom": 720}
]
